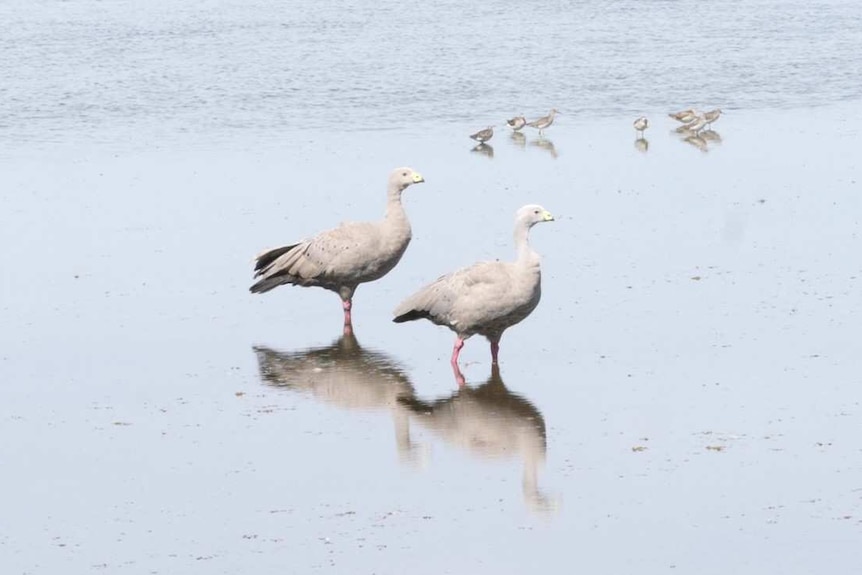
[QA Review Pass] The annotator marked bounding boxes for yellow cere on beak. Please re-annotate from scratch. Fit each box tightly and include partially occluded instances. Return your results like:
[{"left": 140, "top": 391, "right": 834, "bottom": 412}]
[
  {"left": 412, "top": 173, "right": 425, "bottom": 183},
  {"left": 542, "top": 211, "right": 555, "bottom": 221}
]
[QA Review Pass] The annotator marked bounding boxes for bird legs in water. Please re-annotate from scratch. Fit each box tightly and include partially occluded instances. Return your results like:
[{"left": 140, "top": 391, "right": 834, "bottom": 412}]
[
  {"left": 451, "top": 361, "right": 467, "bottom": 387},
  {"left": 449, "top": 337, "right": 467, "bottom": 386},
  {"left": 450, "top": 337, "right": 464, "bottom": 366},
  {"left": 450, "top": 337, "right": 500, "bottom": 382},
  {"left": 342, "top": 299, "right": 353, "bottom": 336},
  {"left": 490, "top": 340, "right": 500, "bottom": 364},
  {"left": 451, "top": 337, "right": 501, "bottom": 363}
]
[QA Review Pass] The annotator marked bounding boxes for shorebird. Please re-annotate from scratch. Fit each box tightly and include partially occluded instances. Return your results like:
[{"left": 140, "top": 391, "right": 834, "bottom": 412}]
[
  {"left": 684, "top": 114, "right": 708, "bottom": 134},
  {"left": 506, "top": 115, "right": 527, "bottom": 131},
  {"left": 633, "top": 116, "right": 649, "bottom": 135},
  {"left": 703, "top": 108, "right": 722, "bottom": 129},
  {"left": 469, "top": 126, "right": 494, "bottom": 143},
  {"left": 669, "top": 109, "right": 699, "bottom": 124},
  {"left": 526, "top": 109, "right": 558, "bottom": 135}
]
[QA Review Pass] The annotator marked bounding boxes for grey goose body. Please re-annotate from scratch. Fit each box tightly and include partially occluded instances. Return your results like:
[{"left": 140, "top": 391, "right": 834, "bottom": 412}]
[
  {"left": 251, "top": 167, "right": 425, "bottom": 331},
  {"left": 393, "top": 204, "right": 554, "bottom": 367}
]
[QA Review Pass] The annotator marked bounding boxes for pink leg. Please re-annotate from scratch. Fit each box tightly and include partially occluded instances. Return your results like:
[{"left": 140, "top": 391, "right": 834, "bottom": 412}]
[
  {"left": 490, "top": 340, "right": 500, "bottom": 364},
  {"left": 342, "top": 299, "right": 352, "bottom": 326},
  {"left": 451, "top": 362, "right": 467, "bottom": 387},
  {"left": 450, "top": 337, "right": 465, "bottom": 366}
]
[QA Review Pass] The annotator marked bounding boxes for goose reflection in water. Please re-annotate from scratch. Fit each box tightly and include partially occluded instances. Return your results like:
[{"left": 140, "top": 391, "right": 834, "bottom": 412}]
[
  {"left": 254, "top": 335, "right": 556, "bottom": 513},
  {"left": 254, "top": 332, "right": 421, "bottom": 464},
  {"left": 399, "top": 364, "right": 557, "bottom": 513},
  {"left": 530, "top": 136, "right": 558, "bottom": 159},
  {"left": 470, "top": 143, "right": 494, "bottom": 158}
]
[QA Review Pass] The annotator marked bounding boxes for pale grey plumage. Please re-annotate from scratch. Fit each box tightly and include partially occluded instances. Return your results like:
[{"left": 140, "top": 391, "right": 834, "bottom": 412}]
[
  {"left": 251, "top": 167, "right": 424, "bottom": 325},
  {"left": 703, "top": 108, "right": 722, "bottom": 128},
  {"left": 396, "top": 261, "right": 537, "bottom": 336},
  {"left": 669, "top": 108, "right": 699, "bottom": 123},
  {"left": 506, "top": 115, "right": 527, "bottom": 131},
  {"left": 393, "top": 204, "right": 554, "bottom": 364},
  {"left": 526, "top": 109, "right": 558, "bottom": 134},
  {"left": 470, "top": 126, "right": 494, "bottom": 143},
  {"left": 684, "top": 114, "right": 708, "bottom": 133}
]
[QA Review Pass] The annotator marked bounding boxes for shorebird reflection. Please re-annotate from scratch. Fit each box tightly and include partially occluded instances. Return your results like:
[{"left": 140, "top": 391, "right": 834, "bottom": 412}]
[
  {"left": 700, "top": 129, "right": 722, "bottom": 144},
  {"left": 530, "top": 136, "right": 558, "bottom": 159},
  {"left": 400, "top": 364, "right": 557, "bottom": 513},
  {"left": 254, "top": 332, "right": 421, "bottom": 464},
  {"left": 685, "top": 134, "right": 709, "bottom": 152},
  {"left": 673, "top": 127, "right": 721, "bottom": 153},
  {"left": 634, "top": 137, "right": 649, "bottom": 153},
  {"left": 470, "top": 143, "right": 494, "bottom": 158},
  {"left": 510, "top": 131, "right": 527, "bottom": 149}
]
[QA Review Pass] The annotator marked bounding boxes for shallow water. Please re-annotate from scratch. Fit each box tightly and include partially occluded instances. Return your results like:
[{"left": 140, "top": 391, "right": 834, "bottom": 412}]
[
  {"left": 2, "top": 0, "right": 862, "bottom": 148},
  {"left": 2, "top": 1, "right": 862, "bottom": 574}
]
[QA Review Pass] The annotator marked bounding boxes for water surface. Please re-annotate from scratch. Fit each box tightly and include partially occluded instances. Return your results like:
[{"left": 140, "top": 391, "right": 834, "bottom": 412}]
[
  {"left": 2, "top": 0, "right": 862, "bottom": 148},
  {"left": 2, "top": 1, "right": 862, "bottom": 573}
]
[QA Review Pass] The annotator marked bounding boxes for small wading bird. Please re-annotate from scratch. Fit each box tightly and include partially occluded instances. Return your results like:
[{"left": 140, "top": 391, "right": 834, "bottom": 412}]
[
  {"left": 633, "top": 116, "right": 649, "bottom": 136},
  {"left": 703, "top": 108, "right": 722, "bottom": 129},
  {"left": 250, "top": 167, "right": 425, "bottom": 334},
  {"left": 393, "top": 205, "right": 554, "bottom": 371},
  {"left": 526, "top": 109, "right": 558, "bottom": 135},
  {"left": 684, "top": 114, "right": 708, "bottom": 134},
  {"left": 669, "top": 108, "right": 699, "bottom": 123},
  {"left": 506, "top": 115, "right": 527, "bottom": 131},
  {"left": 469, "top": 126, "right": 494, "bottom": 143}
]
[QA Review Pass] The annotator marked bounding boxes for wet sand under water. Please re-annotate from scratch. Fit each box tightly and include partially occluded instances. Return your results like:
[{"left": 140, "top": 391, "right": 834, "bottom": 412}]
[{"left": 2, "top": 105, "right": 862, "bottom": 573}]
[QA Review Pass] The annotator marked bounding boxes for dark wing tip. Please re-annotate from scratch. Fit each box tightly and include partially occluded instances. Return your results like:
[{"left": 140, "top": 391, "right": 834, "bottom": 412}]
[
  {"left": 253, "top": 244, "right": 298, "bottom": 274},
  {"left": 393, "top": 309, "right": 430, "bottom": 323}
]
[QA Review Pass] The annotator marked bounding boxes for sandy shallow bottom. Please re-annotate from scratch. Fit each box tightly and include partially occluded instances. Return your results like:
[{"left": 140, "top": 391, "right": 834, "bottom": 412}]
[{"left": 2, "top": 104, "right": 861, "bottom": 574}]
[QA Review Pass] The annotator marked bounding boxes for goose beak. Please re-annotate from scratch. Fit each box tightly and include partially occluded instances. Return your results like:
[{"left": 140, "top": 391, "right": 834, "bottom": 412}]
[
  {"left": 542, "top": 211, "right": 555, "bottom": 222},
  {"left": 412, "top": 173, "right": 425, "bottom": 183}
]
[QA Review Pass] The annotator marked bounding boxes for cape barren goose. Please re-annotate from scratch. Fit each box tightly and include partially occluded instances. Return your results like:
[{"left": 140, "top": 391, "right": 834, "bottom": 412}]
[
  {"left": 393, "top": 204, "right": 554, "bottom": 367},
  {"left": 251, "top": 167, "right": 425, "bottom": 332}
]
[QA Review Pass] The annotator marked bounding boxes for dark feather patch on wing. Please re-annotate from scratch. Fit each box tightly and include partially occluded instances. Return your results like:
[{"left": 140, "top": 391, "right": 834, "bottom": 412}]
[
  {"left": 249, "top": 276, "right": 291, "bottom": 294},
  {"left": 393, "top": 309, "right": 431, "bottom": 323},
  {"left": 254, "top": 244, "right": 299, "bottom": 275}
]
